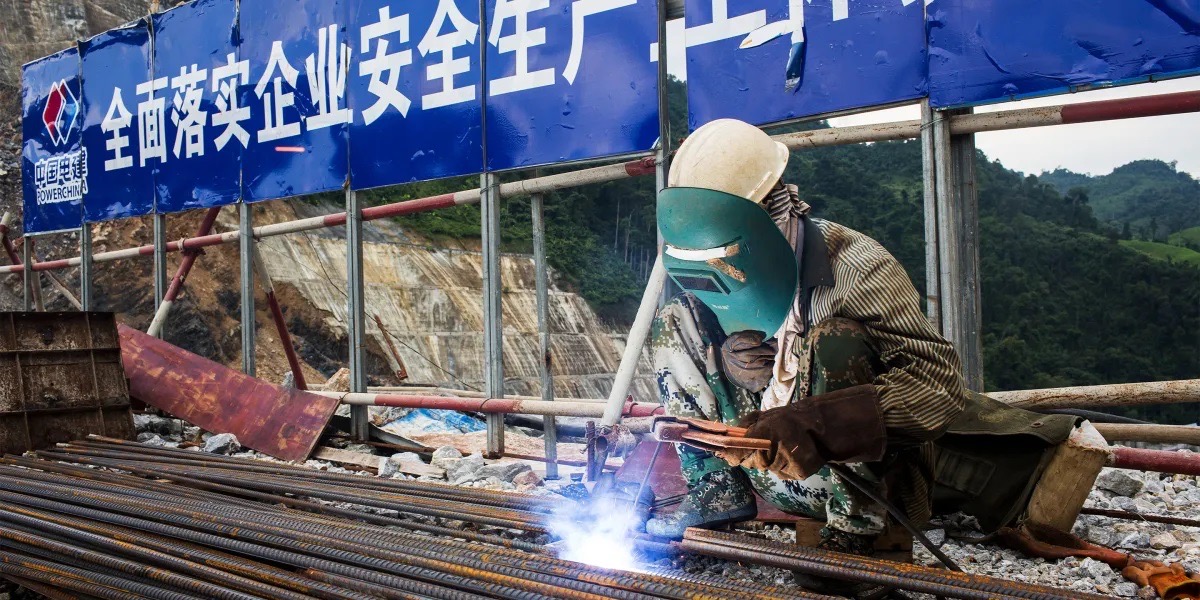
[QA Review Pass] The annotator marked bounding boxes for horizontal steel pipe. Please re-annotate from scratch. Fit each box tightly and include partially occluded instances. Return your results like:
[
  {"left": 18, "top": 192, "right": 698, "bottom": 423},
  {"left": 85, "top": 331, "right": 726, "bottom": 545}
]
[
  {"left": 0, "top": 157, "right": 657, "bottom": 276},
  {"left": 325, "top": 392, "right": 664, "bottom": 418},
  {"left": 1109, "top": 446, "right": 1200, "bottom": 476},
  {"left": 1093, "top": 423, "right": 1200, "bottom": 446},
  {"left": 990, "top": 379, "right": 1200, "bottom": 410}
]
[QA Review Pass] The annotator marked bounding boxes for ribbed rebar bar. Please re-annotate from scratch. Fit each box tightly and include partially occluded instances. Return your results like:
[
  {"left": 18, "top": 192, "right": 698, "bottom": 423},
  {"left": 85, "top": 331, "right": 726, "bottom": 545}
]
[
  {"left": 684, "top": 529, "right": 1108, "bottom": 600},
  {"left": 0, "top": 549, "right": 194, "bottom": 600}
]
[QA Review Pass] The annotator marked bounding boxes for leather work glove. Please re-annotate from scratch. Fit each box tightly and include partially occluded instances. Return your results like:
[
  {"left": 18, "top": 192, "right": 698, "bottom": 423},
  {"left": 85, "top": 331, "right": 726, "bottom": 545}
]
[
  {"left": 720, "top": 331, "right": 778, "bottom": 392},
  {"left": 718, "top": 384, "right": 887, "bottom": 480}
]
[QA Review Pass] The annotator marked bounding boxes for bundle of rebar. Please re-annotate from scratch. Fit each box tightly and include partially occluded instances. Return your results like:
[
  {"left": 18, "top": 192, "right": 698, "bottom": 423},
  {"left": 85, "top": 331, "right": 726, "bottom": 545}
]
[
  {"left": 681, "top": 529, "right": 1109, "bottom": 600},
  {"left": 0, "top": 438, "right": 821, "bottom": 600}
]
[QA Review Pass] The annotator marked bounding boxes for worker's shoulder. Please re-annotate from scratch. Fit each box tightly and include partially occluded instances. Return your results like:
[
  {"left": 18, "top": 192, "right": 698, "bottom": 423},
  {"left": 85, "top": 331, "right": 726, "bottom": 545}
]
[{"left": 811, "top": 217, "right": 899, "bottom": 275}]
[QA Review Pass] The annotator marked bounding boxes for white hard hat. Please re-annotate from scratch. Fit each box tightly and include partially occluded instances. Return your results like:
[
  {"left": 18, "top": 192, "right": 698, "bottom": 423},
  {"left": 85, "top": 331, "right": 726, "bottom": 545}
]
[{"left": 668, "top": 119, "right": 790, "bottom": 203}]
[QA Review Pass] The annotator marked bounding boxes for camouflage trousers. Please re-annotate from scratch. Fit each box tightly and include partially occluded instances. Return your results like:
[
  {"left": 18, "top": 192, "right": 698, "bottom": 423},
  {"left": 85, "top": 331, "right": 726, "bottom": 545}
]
[{"left": 651, "top": 293, "right": 888, "bottom": 536}]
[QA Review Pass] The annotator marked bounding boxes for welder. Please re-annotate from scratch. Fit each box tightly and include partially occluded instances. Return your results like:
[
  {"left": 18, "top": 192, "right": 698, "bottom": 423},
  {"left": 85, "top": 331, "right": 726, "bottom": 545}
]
[{"left": 643, "top": 119, "right": 1081, "bottom": 567}]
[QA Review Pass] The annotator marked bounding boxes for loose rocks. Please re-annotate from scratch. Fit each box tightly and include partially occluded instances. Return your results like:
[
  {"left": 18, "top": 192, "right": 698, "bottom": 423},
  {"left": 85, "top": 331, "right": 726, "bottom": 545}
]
[{"left": 203, "top": 433, "right": 241, "bottom": 455}]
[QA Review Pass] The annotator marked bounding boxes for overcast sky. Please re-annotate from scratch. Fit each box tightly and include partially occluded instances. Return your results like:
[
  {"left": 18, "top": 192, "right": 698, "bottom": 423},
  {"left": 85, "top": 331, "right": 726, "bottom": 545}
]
[
  {"left": 663, "top": 19, "right": 1200, "bottom": 179},
  {"left": 828, "top": 78, "right": 1200, "bottom": 179}
]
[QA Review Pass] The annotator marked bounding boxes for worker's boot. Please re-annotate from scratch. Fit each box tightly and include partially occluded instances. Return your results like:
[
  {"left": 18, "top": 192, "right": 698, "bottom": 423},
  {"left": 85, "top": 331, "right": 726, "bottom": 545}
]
[
  {"left": 644, "top": 469, "right": 757, "bottom": 539},
  {"left": 792, "top": 527, "right": 879, "bottom": 596}
]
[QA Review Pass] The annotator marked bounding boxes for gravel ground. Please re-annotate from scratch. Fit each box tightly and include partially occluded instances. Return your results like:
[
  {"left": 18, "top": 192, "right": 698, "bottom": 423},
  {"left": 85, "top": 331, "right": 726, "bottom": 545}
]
[{"left": 133, "top": 415, "right": 1200, "bottom": 598}]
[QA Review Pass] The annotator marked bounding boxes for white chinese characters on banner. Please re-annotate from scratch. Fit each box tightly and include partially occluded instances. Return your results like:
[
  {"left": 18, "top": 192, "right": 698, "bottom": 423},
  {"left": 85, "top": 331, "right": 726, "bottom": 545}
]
[
  {"left": 360, "top": 7, "right": 413, "bottom": 124},
  {"left": 488, "top": 0, "right": 555, "bottom": 95},
  {"left": 212, "top": 53, "right": 251, "bottom": 151},
  {"left": 563, "top": 0, "right": 637, "bottom": 84},
  {"left": 170, "top": 65, "right": 208, "bottom": 159},
  {"left": 255, "top": 41, "right": 302, "bottom": 142},
  {"left": 306, "top": 24, "right": 353, "bottom": 129},
  {"left": 136, "top": 75, "right": 168, "bottom": 167},
  {"left": 101, "top": 88, "right": 134, "bottom": 171},
  {"left": 93, "top": 2, "right": 651, "bottom": 174},
  {"left": 418, "top": 0, "right": 479, "bottom": 109}
]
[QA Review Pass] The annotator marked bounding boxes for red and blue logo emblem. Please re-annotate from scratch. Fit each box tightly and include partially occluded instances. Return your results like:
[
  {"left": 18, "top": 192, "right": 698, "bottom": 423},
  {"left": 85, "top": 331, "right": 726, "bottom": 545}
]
[{"left": 42, "top": 79, "right": 79, "bottom": 147}]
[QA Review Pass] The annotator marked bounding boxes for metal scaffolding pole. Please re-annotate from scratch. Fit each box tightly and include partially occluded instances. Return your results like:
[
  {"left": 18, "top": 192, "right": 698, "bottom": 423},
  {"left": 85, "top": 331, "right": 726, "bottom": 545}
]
[
  {"left": 22, "top": 237, "right": 33, "bottom": 311},
  {"left": 531, "top": 191, "right": 557, "bottom": 478},
  {"left": 80, "top": 224, "right": 92, "bottom": 311},
  {"left": 932, "top": 108, "right": 984, "bottom": 390},
  {"left": 347, "top": 189, "right": 369, "bottom": 441},
  {"left": 920, "top": 101, "right": 941, "bottom": 326},
  {"left": 481, "top": 173, "right": 505, "bottom": 457},
  {"left": 239, "top": 202, "right": 256, "bottom": 377},
  {"left": 152, "top": 213, "right": 168, "bottom": 316}
]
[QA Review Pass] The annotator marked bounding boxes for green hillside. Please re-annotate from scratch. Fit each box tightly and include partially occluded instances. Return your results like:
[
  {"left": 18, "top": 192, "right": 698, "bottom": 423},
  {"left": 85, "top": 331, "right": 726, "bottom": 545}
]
[
  {"left": 1120, "top": 239, "right": 1200, "bottom": 267},
  {"left": 1169, "top": 226, "right": 1200, "bottom": 251},
  {"left": 1040, "top": 161, "right": 1200, "bottom": 239}
]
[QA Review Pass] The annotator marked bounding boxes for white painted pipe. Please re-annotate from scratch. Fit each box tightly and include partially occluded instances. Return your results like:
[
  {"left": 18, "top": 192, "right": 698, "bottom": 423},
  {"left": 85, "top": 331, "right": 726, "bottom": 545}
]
[{"left": 601, "top": 255, "right": 667, "bottom": 426}]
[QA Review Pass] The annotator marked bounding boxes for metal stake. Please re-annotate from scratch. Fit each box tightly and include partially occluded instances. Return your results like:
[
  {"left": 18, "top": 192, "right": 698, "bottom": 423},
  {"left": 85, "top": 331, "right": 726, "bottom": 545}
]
[
  {"left": 346, "top": 189, "right": 369, "bottom": 441},
  {"left": 22, "top": 236, "right": 33, "bottom": 311},
  {"left": 919, "top": 100, "right": 940, "bottom": 327},
  {"left": 532, "top": 192, "right": 557, "bottom": 479},
  {"left": 481, "top": 173, "right": 504, "bottom": 457},
  {"left": 153, "top": 213, "right": 168, "bottom": 313},
  {"left": 80, "top": 224, "right": 92, "bottom": 311},
  {"left": 239, "top": 202, "right": 255, "bottom": 377},
  {"left": 932, "top": 108, "right": 984, "bottom": 390}
]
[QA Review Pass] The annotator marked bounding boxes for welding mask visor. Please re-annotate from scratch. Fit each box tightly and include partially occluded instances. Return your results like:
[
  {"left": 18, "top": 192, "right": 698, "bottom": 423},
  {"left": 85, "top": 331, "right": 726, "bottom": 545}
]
[{"left": 658, "top": 187, "right": 799, "bottom": 336}]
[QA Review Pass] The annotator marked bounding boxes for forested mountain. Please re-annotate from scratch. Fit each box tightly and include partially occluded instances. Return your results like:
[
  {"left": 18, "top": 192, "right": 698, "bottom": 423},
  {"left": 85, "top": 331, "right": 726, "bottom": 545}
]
[
  {"left": 361, "top": 79, "right": 1198, "bottom": 422},
  {"left": 1040, "top": 160, "right": 1200, "bottom": 240}
]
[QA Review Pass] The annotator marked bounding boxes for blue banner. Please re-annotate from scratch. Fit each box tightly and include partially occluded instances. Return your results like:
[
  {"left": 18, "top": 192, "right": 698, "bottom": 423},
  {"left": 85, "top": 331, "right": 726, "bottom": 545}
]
[
  {"left": 152, "top": 0, "right": 242, "bottom": 213},
  {"left": 21, "top": 48, "right": 85, "bottom": 234},
  {"left": 348, "top": 0, "right": 484, "bottom": 189},
  {"left": 684, "top": 0, "right": 927, "bottom": 129},
  {"left": 928, "top": 0, "right": 1200, "bottom": 108},
  {"left": 239, "top": 0, "right": 350, "bottom": 202},
  {"left": 79, "top": 20, "right": 156, "bottom": 223},
  {"left": 483, "top": 0, "right": 660, "bottom": 171}
]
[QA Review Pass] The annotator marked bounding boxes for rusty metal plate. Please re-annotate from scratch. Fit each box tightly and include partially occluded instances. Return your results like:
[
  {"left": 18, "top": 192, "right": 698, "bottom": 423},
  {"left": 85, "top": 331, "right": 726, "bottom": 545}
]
[
  {"left": 0, "top": 313, "right": 134, "bottom": 456},
  {"left": 119, "top": 325, "right": 339, "bottom": 462}
]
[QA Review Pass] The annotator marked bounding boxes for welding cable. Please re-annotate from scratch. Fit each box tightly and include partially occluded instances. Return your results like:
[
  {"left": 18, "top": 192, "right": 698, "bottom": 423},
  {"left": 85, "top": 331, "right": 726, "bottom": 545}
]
[
  {"left": 0, "top": 506, "right": 345, "bottom": 600},
  {"left": 683, "top": 529, "right": 1107, "bottom": 600},
  {"left": 0, "top": 483, "right": 500, "bottom": 600},
  {"left": 29, "top": 456, "right": 544, "bottom": 554},
  {"left": 828, "top": 463, "right": 962, "bottom": 572},
  {"left": 0, "top": 549, "right": 194, "bottom": 600},
  {"left": 0, "top": 501, "right": 376, "bottom": 600}
]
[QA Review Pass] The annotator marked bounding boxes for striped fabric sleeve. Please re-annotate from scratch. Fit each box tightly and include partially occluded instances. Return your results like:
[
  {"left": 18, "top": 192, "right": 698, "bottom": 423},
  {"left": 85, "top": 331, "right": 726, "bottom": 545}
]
[{"left": 838, "top": 246, "right": 967, "bottom": 441}]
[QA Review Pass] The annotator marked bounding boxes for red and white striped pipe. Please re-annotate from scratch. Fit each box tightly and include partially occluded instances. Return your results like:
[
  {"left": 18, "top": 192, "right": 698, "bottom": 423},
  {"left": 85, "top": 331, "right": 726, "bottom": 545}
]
[
  {"left": 145, "top": 207, "right": 223, "bottom": 338},
  {"left": 317, "top": 391, "right": 665, "bottom": 419}
]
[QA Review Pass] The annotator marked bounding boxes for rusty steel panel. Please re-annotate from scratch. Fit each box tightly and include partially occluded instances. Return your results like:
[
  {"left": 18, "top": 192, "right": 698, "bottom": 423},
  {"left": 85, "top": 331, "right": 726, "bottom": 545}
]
[
  {"left": 0, "top": 312, "right": 134, "bottom": 456},
  {"left": 118, "top": 325, "right": 339, "bottom": 462}
]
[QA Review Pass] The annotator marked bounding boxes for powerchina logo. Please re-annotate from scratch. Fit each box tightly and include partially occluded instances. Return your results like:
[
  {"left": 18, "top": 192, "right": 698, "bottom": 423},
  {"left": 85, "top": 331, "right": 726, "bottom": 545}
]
[
  {"left": 34, "top": 79, "right": 88, "bottom": 207},
  {"left": 43, "top": 80, "right": 79, "bottom": 146}
]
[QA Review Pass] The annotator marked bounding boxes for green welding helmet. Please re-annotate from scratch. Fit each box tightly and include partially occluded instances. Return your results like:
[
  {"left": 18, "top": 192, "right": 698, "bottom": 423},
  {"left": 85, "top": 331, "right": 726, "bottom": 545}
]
[{"left": 658, "top": 187, "right": 799, "bottom": 335}]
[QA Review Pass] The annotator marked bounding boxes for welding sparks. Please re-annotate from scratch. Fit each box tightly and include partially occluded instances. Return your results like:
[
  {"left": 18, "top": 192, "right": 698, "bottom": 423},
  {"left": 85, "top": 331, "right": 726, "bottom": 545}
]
[{"left": 547, "top": 494, "right": 643, "bottom": 571}]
